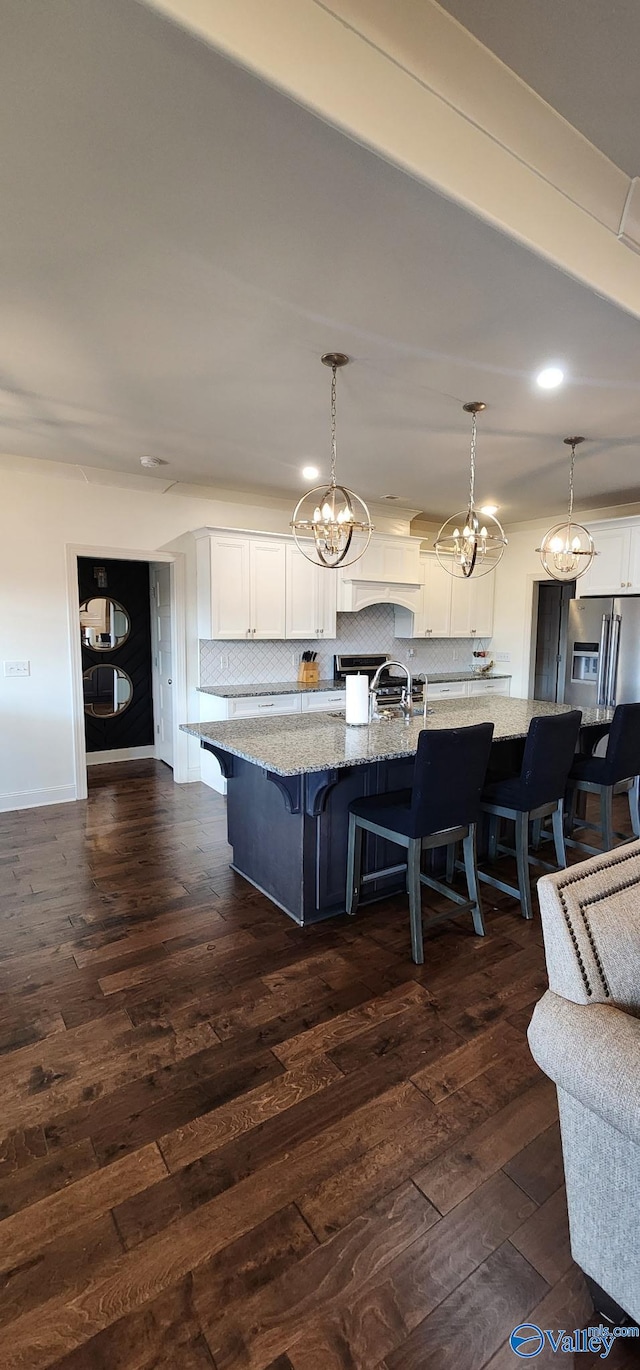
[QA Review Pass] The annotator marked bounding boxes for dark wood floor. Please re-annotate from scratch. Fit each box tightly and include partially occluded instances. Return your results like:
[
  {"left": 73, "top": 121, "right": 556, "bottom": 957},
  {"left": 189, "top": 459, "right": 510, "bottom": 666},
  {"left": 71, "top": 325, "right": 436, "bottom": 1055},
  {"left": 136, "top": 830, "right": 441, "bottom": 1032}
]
[{"left": 0, "top": 761, "right": 638, "bottom": 1370}]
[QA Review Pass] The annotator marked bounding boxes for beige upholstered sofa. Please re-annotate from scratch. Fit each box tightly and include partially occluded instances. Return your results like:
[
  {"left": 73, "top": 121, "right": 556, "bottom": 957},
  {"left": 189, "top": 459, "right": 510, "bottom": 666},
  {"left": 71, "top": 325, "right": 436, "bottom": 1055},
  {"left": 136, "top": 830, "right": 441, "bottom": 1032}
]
[{"left": 528, "top": 841, "right": 640, "bottom": 1326}]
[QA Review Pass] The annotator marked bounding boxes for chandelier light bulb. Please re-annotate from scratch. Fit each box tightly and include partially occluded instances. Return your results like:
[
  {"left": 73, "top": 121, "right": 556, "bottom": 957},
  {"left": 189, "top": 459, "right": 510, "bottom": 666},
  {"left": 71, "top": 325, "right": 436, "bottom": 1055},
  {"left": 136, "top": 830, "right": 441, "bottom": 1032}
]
[
  {"left": 291, "top": 354, "right": 373, "bottom": 569},
  {"left": 537, "top": 436, "right": 596, "bottom": 582},
  {"left": 435, "top": 402, "right": 507, "bottom": 579}
]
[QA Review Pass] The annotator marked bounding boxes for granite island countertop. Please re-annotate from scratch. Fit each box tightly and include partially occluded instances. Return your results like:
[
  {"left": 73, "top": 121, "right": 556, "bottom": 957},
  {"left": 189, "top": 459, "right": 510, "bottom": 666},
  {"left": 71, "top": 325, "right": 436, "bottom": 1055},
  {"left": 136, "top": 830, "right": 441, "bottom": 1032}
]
[
  {"left": 197, "top": 671, "right": 512, "bottom": 699},
  {"left": 181, "top": 697, "right": 612, "bottom": 777}
]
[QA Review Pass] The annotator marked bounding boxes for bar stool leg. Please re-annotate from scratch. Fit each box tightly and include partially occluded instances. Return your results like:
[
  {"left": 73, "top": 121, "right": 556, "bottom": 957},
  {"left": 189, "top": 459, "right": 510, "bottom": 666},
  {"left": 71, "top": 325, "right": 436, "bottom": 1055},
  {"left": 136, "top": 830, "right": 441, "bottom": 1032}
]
[
  {"left": 551, "top": 801, "right": 567, "bottom": 868},
  {"left": 488, "top": 815, "right": 499, "bottom": 861},
  {"left": 600, "top": 787, "right": 614, "bottom": 852},
  {"left": 346, "top": 813, "right": 363, "bottom": 916},
  {"left": 531, "top": 818, "right": 542, "bottom": 850},
  {"left": 565, "top": 783, "right": 577, "bottom": 836},
  {"left": 629, "top": 777, "right": 640, "bottom": 839},
  {"left": 515, "top": 811, "right": 534, "bottom": 920},
  {"left": 462, "top": 826, "right": 485, "bottom": 936},
  {"left": 407, "top": 839, "right": 424, "bottom": 964},
  {"left": 445, "top": 842, "right": 456, "bottom": 884}
]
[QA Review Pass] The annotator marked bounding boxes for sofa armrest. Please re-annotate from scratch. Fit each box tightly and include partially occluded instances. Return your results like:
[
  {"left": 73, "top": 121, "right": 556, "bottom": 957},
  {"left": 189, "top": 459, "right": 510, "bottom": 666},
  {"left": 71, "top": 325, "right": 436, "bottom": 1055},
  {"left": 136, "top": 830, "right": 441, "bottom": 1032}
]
[{"left": 528, "top": 991, "right": 640, "bottom": 1146}]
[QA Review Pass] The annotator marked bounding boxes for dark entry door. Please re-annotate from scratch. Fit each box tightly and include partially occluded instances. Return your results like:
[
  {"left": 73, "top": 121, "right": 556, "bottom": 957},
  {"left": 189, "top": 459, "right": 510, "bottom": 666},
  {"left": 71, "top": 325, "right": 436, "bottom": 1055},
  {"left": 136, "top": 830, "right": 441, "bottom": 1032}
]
[{"left": 78, "top": 557, "right": 154, "bottom": 754}]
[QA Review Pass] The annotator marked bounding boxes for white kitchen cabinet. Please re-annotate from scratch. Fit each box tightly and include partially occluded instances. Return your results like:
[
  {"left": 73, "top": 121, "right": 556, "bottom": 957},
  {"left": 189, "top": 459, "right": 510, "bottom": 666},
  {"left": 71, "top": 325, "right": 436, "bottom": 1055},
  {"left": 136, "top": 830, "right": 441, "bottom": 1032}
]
[
  {"left": 285, "top": 545, "right": 337, "bottom": 640},
  {"left": 250, "top": 540, "right": 286, "bottom": 638},
  {"left": 300, "top": 689, "right": 346, "bottom": 712},
  {"left": 468, "top": 677, "right": 511, "bottom": 696},
  {"left": 577, "top": 525, "right": 631, "bottom": 596},
  {"left": 339, "top": 534, "right": 421, "bottom": 587},
  {"left": 423, "top": 555, "right": 453, "bottom": 636},
  {"left": 426, "top": 680, "right": 467, "bottom": 699},
  {"left": 450, "top": 571, "right": 495, "bottom": 638},
  {"left": 395, "top": 553, "right": 451, "bottom": 638},
  {"left": 196, "top": 532, "right": 285, "bottom": 639},
  {"left": 575, "top": 522, "right": 640, "bottom": 597}
]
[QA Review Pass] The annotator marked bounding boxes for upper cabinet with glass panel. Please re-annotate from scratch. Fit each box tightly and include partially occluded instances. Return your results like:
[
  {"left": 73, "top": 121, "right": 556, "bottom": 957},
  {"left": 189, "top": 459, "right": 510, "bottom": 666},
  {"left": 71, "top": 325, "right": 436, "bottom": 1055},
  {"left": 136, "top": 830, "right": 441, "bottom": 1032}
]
[{"left": 80, "top": 597, "right": 130, "bottom": 651}]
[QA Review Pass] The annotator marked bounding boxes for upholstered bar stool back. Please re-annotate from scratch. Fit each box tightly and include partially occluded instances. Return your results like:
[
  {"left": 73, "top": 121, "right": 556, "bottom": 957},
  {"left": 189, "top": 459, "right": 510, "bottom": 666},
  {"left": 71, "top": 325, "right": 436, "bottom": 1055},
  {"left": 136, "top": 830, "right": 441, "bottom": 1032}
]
[
  {"left": 346, "top": 722, "right": 494, "bottom": 964},
  {"left": 408, "top": 722, "right": 497, "bottom": 838},
  {"left": 568, "top": 702, "right": 640, "bottom": 852},
  {"left": 479, "top": 710, "right": 582, "bottom": 920}
]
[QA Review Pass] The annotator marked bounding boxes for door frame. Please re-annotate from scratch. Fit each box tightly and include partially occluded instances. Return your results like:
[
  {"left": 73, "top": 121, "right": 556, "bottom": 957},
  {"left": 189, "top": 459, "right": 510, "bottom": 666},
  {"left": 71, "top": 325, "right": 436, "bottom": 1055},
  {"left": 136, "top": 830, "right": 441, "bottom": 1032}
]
[{"left": 65, "top": 544, "right": 188, "bottom": 800}]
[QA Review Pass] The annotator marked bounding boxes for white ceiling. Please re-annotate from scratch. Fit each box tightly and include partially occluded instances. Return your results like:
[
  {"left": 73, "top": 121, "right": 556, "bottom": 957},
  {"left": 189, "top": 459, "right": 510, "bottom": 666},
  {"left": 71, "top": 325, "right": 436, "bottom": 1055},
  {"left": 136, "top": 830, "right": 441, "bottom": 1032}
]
[
  {"left": 437, "top": 0, "right": 640, "bottom": 177},
  {"left": 2, "top": 0, "right": 640, "bottom": 521}
]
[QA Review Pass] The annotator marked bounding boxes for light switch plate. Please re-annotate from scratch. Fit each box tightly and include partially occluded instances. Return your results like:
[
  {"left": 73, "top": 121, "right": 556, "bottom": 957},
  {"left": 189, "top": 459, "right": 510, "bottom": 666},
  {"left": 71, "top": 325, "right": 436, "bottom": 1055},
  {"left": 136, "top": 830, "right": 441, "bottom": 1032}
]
[
  {"left": 4, "top": 660, "right": 30, "bottom": 677},
  {"left": 495, "top": 651, "right": 511, "bottom": 662}
]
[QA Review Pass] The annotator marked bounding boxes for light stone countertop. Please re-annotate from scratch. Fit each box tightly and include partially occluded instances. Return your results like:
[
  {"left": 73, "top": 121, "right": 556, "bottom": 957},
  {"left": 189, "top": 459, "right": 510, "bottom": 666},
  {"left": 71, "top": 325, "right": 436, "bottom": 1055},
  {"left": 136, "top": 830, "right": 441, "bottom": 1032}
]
[
  {"left": 197, "top": 671, "right": 512, "bottom": 699},
  {"left": 181, "top": 697, "right": 613, "bottom": 777}
]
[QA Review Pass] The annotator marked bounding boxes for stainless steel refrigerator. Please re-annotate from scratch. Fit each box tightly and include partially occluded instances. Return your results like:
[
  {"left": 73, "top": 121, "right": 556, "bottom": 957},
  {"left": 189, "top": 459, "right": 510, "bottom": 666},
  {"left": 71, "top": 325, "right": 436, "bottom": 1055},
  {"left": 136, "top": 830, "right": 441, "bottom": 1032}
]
[{"left": 564, "top": 597, "right": 640, "bottom": 708}]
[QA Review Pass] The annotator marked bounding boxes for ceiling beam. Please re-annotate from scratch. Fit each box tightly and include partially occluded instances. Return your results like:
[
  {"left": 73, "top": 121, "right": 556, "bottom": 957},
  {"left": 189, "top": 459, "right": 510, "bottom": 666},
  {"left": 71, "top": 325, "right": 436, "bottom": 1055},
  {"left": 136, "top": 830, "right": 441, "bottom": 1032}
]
[{"left": 138, "top": 0, "right": 640, "bottom": 319}]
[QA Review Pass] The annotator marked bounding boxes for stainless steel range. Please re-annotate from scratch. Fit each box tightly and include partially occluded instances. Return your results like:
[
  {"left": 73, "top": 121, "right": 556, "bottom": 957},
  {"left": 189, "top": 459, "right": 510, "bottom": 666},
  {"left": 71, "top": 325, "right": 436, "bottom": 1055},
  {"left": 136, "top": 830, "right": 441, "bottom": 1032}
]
[{"left": 334, "top": 654, "right": 425, "bottom": 705}]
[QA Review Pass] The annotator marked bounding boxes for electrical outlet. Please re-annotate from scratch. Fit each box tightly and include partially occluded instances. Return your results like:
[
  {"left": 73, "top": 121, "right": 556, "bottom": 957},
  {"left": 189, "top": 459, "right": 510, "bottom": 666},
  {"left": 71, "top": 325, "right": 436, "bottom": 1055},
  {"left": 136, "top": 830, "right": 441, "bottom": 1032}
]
[
  {"left": 4, "top": 660, "right": 30, "bottom": 677},
  {"left": 452, "top": 649, "right": 459, "bottom": 661},
  {"left": 407, "top": 647, "right": 416, "bottom": 658},
  {"left": 495, "top": 651, "right": 511, "bottom": 662},
  {"left": 220, "top": 653, "right": 229, "bottom": 670}
]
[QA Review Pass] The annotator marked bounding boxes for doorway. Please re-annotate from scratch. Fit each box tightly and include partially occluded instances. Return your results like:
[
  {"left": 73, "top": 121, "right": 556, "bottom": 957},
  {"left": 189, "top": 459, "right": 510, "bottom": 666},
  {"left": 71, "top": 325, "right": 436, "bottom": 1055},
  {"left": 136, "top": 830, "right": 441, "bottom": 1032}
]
[
  {"left": 67, "top": 544, "right": 187, "bottom": 801},
  {"left": 533, "top": 581, "right": 575, "bottom": 702},
  {"left": 79, "top": 556, "right": 156, "bottom": 766}
]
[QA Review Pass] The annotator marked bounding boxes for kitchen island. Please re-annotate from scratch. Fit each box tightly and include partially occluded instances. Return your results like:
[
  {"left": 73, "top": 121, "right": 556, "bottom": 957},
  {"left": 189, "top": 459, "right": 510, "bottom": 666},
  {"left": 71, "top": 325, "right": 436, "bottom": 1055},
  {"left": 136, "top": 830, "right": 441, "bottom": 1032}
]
[{"left": 181, "top": 697, "right": 613, "bottom": 925}]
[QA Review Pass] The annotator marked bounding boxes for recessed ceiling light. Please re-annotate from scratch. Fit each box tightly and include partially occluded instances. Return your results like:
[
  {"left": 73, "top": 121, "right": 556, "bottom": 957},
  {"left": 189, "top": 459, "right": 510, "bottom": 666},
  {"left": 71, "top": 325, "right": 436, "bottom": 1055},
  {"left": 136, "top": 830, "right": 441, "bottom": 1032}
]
[
  {"left": 536, "top": 366, "right": 564, "bottom": 390},
  {"left": 384, "top": 494, "right": 401, "bottom": 501},
  {"left": 140, "top": 456, "right": 167, "bottom": 468},
  {"left": 301, "top": 465, "right": 319, "bottom": 480},
  {"left": 480, "top": 504, "right": 499, "bottom": 516}
]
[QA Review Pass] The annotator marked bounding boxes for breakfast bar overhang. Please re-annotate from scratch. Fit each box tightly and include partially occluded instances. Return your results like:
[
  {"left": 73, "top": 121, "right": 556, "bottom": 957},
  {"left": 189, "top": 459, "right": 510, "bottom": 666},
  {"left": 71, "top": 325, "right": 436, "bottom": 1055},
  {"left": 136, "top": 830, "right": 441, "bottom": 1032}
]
[{"left": 181, "top": 698, "right": 613, "bottom": 926}]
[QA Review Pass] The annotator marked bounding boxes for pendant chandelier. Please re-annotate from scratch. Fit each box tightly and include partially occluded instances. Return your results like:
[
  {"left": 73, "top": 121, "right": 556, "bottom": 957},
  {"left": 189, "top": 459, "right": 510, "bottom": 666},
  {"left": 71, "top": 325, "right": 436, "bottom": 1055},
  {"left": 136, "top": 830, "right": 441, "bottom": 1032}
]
[
  {"left": 291, "top": 353, "right": 373, "bottom": 568},
  {"left": 537, "top": 436, "right": 596, "bottom": 582},
  {"left": 435, "top": 402, "right": 507, "bottom": 578}
]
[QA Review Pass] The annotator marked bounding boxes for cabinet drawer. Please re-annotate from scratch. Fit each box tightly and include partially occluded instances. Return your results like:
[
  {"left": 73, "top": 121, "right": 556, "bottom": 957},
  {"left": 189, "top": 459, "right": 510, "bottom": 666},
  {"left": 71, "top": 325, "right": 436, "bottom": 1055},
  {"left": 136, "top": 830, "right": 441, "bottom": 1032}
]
[
  {"left": 468, "top": 678, "right": 510, "bottom": 695},
  {"left": 300, "top": 690, "right": 347, "bottom": 712},
  {"left": 426, "top": 681, "right": 467, "bottom": 699},
  {"left": 228, "top": 694, "right": 301, "bottom": 719}
]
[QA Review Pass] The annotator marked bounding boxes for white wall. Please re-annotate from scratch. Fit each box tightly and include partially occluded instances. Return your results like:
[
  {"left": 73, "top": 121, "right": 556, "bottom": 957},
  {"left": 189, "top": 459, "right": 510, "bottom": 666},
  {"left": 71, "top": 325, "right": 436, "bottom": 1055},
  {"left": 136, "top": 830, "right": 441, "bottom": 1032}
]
[{"left": 0, "top": 463, "right": 296, "bottom": 812}]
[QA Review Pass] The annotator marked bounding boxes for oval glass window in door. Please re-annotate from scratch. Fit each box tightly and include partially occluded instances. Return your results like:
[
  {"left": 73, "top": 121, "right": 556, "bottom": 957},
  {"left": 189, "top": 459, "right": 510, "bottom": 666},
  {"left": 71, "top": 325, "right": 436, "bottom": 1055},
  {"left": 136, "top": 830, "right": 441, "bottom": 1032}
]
[
  {"left": 83, "top": 665, "right": 133, "bottom": 718},
  {"left": 80, "top": 597, "right": 130, "bottom": 651}
]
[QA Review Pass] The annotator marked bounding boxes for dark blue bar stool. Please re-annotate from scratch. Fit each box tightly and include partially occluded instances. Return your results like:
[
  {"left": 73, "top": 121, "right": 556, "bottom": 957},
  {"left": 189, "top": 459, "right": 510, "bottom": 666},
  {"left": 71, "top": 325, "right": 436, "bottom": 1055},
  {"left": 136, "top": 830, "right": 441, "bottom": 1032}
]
[
  {"left": 345, "top": 722, "right": 494, "bottom": 964},
  {"left": 567, "top": 702, "right": 640, "bottom": 853},
  {"left": 478, "top": 710, "right": 582, "bottom": 921}
]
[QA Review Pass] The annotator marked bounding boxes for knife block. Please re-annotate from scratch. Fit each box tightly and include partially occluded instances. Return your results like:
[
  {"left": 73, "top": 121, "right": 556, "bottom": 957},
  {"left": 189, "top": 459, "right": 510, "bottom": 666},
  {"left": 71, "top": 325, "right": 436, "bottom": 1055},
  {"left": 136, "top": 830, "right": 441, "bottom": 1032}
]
[{"left": 298, "top": 661, "right": 320, "bottom": 685}]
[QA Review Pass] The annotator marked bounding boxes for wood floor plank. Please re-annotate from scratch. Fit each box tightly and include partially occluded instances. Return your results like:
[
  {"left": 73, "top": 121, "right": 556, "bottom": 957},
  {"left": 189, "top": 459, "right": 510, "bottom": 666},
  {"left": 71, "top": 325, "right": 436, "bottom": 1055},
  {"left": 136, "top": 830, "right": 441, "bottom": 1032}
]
[
  {"left": 384, "top": 1241, "right": 548, "bottom": 1370},
  {"left": 510, "top": 1186, "right": 573, "bottom": 1285},
  {"left": 0, "top": 1144, "right": 166, "bottom": 1272},
  {"left": 504, "top": 1122, "right": 565, "bottom": 1205},
  {"left": 159, "top": 1056, "right": 342, "bottom": 1173},
  {"left": 272, "top": 982, "right": 432, "bottom": 1069},
  {"left": 46, "top": 1277, "right": 215, "bottom": 1370},
  {"left": 0, "top": 1137, "right": 97, "bottom": 1220},
  {"left": 411, "top": 1020, "right": 523, "bottom": 1102},
  {"left": 414, "top": 1079, "right": 559, "bottom": 1214}
]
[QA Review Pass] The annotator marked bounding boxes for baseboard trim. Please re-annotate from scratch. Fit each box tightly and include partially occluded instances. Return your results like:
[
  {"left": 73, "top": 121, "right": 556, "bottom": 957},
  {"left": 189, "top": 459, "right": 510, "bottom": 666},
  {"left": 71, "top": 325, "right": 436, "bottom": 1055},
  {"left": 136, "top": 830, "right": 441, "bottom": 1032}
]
[
  {"left": 0, "top": 785, "right": 77, "bottom": 814},
  {"left": 87, "top": 746, "right": 156, "bottom": 766}
]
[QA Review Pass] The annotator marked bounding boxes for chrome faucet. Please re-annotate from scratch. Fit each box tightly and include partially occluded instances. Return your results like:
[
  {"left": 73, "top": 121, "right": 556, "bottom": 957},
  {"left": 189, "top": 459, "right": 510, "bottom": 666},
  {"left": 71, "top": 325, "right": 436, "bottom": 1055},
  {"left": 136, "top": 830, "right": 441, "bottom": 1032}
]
[{"left": 369, "top": 661, "right": 413, "bottom": 723}]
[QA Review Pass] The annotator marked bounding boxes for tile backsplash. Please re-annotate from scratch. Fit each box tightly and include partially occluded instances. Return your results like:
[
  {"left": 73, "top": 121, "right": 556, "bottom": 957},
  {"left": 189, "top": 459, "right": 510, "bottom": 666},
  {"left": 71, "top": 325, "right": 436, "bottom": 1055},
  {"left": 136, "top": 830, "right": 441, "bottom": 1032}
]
[{"left": 200, "top": 604, "right": 489, "bottom": 685}]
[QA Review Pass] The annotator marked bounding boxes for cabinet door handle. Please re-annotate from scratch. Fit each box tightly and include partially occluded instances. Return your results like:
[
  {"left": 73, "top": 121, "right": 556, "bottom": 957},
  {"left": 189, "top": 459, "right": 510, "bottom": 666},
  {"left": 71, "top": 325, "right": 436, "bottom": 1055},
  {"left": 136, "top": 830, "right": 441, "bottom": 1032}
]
[{"left": 258, "top": 703, "right": 275, "bottom": 708}]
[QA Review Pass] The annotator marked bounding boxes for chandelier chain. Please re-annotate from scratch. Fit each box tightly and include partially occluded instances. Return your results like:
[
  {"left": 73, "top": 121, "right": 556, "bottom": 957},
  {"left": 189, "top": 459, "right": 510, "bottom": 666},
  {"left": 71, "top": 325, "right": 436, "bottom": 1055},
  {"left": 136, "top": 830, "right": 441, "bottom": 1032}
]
[
  {"left": 329, "top": 364, "right": 337, "bottom": 488},
  {"left": 568, "top": 440, "right": 576, "bottom": 523},
  {"left": 468, "top": 411, "right": 477, "bottom": 511}
]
